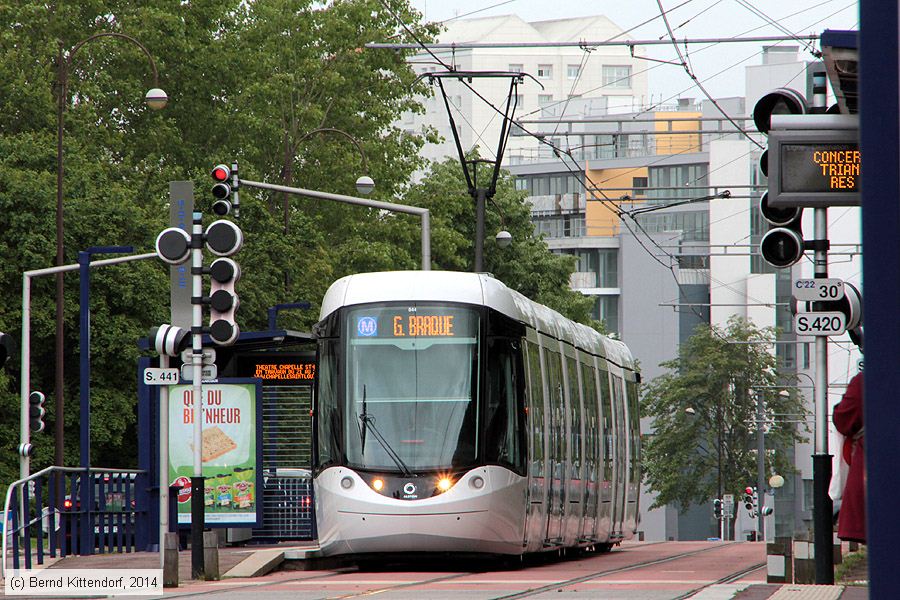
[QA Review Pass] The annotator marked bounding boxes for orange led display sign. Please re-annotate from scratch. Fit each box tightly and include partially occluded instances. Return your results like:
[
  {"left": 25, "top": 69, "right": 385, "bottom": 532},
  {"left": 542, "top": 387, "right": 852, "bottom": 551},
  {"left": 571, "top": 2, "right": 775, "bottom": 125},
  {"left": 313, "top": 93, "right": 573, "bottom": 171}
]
[
  {"left": 767, "top": 118, "right": 860, "bottom": 208},
  {"left": 781, "top": 143, "right": 860, "bottom": 193},
  {"left": 236, "top": 354, "right": 316, "bottom": 386},
  {"left": 392, "top": 315, "right": 455, "bottom": 337},
  {"left": 253, "top": 362, "right": 315, "bottom": 381}
]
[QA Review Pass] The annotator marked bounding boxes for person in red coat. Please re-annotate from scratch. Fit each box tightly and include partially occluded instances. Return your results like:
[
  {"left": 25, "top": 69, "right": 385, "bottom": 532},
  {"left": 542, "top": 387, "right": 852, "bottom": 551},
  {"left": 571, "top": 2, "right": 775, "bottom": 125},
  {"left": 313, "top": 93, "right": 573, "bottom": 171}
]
[{"left": 833, "top": 371, "right": 865, "bottom": 543}]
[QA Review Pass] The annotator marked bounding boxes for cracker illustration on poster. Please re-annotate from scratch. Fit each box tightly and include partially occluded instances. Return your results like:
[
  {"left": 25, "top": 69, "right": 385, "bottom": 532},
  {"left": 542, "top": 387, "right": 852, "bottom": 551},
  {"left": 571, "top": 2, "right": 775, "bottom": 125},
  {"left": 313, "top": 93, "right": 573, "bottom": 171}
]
[{"left": 168, "top": 381, "right": 262, "bottom": 526}]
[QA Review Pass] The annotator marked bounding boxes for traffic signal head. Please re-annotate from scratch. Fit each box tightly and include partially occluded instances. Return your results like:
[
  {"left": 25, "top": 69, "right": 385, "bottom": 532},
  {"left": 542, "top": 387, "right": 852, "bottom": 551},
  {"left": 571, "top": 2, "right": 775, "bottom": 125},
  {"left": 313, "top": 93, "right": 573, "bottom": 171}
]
[
  {"left": 743, "top": 487, "right": 755, "bottom": 511},
  {"left": 759, "top": 191, "right": 805, "bottom": 268},
  {"left": 713, "top": 498, "right": 723, "bottom": 519},
  {"left": 814, "top": 281, "right": 863, "bottom": 341},
  {"left": 29, "top": 391, "right": 46, "bottom": 433},
  {"left": 211, "top": 164, "right": 236, "bottom": 216},
  {"left": 761, "top": 506, "right": 774, "bottom": 516},
  {"left": 0, "top": 331, "right": 12, "bottom": 366},
  {"left": 155, "top": 227, "right": 191, "bottom": 265},
  {"left": 753, "top": 88, "right": 808, "bottom": 135},
  {"left": 208, "top": 258, "right": 240, "bottom": 346},
  {"left": 205, "top": 220, "right": 243, "bottom": 256},
  {"left": 150, "top": 324, "right": 190, "bottom": 357}
]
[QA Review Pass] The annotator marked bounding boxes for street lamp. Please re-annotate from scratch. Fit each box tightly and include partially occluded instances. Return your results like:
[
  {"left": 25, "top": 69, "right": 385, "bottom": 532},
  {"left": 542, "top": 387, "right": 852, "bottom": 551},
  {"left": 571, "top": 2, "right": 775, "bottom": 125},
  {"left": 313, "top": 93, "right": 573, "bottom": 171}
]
[{"left": 54, "top": 33, "right": 166, "bottom": 467}]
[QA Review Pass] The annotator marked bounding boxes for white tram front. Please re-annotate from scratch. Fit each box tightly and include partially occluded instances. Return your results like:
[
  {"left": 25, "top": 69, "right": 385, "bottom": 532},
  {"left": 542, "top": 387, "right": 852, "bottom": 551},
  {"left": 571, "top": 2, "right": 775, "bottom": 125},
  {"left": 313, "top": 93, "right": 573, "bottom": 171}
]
[{"left": 312, "top": 271, "right": 640, "bottom": 557}]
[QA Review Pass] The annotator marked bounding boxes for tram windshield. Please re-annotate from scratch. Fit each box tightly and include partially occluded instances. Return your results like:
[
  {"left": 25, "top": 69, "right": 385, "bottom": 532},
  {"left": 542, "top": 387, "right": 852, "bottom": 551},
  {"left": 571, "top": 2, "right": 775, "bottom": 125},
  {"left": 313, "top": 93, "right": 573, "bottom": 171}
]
[{"left": 344, "top": 304, "right": 480, "bottom": 472}]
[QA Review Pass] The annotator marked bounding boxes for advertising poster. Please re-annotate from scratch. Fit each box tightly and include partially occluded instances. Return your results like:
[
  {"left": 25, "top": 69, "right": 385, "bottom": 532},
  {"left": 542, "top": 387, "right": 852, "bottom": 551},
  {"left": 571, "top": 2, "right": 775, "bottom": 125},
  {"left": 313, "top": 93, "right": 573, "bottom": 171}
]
[{"left": 168, "top": 381, "right": 262, "bottom": 526}]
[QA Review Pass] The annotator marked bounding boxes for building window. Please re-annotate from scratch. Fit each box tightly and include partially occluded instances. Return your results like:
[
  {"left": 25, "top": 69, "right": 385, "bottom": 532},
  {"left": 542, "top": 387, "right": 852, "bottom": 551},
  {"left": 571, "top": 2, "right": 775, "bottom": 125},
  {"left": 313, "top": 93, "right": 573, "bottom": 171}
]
[
  {"left": 514, "top": 94, "right": 524, "bottom": 108},
  {"left": 635, "top": 210, "right": 709, "bottom": 242},
  {"left": 509, "top": 63, "right": 523, "bottom": 73},
  {"left": 602, "top": 65, "right": 632, "bottom": 88},
  {"left": 567, "top": 64, "right": 581, "bottom": 80},
  {"left": 647, "top": 164, "right": 709, "bottom": 202},
  {"left": 632, "top": 176, "right": 648, "bottom": 197},
  {"left": 594, "top": 296, "right": 619, "bottom": 334},
  {"left": 537, "top": 64, "right": 553, "bottom": 79}
]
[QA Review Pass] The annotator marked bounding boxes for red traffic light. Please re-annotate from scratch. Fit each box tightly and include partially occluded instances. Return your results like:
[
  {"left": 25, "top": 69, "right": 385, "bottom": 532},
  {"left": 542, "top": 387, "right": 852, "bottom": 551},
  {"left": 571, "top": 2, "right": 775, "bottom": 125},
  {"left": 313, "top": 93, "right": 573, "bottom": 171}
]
[
  {"left": 745, "top": 487, "right": 754, "bottom": 495},
  {"left": 212, "top": 164, "right": 231, "bottom": 182}
]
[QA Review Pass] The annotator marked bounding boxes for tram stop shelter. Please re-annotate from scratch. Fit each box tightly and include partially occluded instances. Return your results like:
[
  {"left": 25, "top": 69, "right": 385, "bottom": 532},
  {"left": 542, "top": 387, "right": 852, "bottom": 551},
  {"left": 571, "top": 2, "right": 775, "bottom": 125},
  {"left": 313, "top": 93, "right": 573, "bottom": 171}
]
[{"left": 137, "top": 327, "right": 318, "bottom": 551}]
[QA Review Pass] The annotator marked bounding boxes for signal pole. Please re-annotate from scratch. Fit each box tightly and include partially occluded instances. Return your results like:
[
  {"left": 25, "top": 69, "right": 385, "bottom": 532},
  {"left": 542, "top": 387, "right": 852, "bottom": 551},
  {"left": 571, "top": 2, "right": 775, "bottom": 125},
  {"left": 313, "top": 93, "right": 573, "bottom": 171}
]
[{"left": 189, "top": 211, "right": 205, "bottom": 578}]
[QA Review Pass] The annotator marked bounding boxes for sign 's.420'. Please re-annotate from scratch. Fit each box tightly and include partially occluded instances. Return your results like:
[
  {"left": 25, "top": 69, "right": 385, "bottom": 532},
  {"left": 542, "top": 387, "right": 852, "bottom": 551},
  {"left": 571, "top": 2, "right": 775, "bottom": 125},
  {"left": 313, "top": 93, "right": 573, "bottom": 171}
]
[{"left": 793, "top": 311, "right": 846, "bottom": 336}]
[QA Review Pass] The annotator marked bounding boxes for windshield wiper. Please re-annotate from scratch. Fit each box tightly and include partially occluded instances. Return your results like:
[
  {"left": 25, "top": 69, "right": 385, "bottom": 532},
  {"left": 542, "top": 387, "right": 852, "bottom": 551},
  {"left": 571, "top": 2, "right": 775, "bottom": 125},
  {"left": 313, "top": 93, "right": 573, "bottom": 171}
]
[{"left": 359, "top": 385, "right": 413, "bottom": 477}]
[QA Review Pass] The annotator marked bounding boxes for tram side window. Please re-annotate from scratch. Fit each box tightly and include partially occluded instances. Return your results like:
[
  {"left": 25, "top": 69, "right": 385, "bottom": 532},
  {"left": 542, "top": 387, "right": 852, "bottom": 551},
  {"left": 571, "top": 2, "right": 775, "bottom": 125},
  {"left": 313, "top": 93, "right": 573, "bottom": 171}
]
[
  {"left": 566, "top": 356, "right": 582, "bottom": 478},
  {"left": 581, "top": 362, "right": 598, "bottom": 477},
  {"left": 316, "top": 339, "right": 342, "bottom": 469},
  {"left": 484, "top": 338, "right": 525, "bottom": 473}
]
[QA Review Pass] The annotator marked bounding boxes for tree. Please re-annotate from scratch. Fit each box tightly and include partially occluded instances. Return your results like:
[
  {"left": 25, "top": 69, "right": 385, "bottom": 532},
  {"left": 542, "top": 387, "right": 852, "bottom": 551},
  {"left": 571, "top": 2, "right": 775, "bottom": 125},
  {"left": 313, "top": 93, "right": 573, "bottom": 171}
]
[
  {"left": 641, "top": 316, "right": 808, "bottom": 519},
  {"left": 0, "top": 0, "right": 434, "bottom": 479}
]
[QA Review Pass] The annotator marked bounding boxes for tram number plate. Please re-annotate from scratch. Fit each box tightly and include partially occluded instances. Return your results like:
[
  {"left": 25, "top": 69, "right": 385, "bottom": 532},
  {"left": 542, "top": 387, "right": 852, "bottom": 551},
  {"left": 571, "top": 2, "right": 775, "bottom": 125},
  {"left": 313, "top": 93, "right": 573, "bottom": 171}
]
[
  {"left": 794, "top": 312, "right": 846, "bottom": 336},
  {"left": 793, "top": 278, "right": 844, "bottom": 302}
]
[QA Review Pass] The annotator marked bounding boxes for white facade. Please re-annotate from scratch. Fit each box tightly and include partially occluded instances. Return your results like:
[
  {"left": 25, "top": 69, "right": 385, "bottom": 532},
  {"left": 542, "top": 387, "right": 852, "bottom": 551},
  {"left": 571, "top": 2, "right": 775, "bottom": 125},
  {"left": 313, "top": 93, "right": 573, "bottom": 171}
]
[{"left": 401, "top": 15, "right": 648, "bottom": 168}]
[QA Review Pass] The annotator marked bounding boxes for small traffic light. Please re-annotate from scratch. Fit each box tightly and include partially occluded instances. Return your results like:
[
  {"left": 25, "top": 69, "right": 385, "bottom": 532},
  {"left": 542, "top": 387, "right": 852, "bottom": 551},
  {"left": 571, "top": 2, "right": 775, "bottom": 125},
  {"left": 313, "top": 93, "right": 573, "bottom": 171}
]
[
  {"left": 208, "top": 258, "right": 240, "bottom": 346},
  {"left": 743, "top": 486, "right": 756, "bottom": 513},
  {"left": 713, "top": 498, "right": 723, "bottom": 519},
  {"left": 29, "top": 391, "right": 46, "bottom": 433},
  {"left": 211, "top": 163, "right": 239, "bottom": 217},
  {"left": 211, "top": 164, "right": 233, "bottom": 216},
  {"left": 761, "top": 505, "right": 774, "bottom": 516},
  {"left": 0, "top": 331, "right": 12, "bottom": 366}
]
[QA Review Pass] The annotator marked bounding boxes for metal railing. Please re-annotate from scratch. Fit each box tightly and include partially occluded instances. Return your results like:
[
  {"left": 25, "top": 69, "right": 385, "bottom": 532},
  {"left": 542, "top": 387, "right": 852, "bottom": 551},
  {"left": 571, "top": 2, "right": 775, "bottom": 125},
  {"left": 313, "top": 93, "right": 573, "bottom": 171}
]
[{"left": 2, "top": 466, "right": 146, "bottom": 580}]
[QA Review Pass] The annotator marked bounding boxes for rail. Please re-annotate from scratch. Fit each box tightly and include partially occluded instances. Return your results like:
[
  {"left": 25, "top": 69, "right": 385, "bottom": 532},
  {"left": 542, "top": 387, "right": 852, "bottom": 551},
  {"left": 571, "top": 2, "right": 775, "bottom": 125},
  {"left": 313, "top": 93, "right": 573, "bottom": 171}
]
[{"left": 2, "top": 466, "right": 146, "bottom": 581}]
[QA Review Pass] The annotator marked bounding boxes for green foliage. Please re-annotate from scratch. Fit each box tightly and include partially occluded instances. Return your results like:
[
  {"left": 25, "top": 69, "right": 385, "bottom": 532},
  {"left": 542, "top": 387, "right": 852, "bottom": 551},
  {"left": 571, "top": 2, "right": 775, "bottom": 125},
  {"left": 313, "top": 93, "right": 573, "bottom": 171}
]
[
  {"left": 641, "top": 316, "right": 808, "bottom": 513},
  {"left": 0, "top": 1, "right": 589, "bottom": 486},
  {"left": 0, "top": 0, "right": 433, "bottom": 475}
]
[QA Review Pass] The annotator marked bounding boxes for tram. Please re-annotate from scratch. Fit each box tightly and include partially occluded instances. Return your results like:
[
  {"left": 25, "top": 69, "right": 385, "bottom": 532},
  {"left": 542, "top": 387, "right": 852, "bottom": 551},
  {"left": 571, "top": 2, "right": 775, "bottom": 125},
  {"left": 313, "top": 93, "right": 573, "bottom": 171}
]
[{"left": 312, "top": 271, "right": 641, "bottom": 556}]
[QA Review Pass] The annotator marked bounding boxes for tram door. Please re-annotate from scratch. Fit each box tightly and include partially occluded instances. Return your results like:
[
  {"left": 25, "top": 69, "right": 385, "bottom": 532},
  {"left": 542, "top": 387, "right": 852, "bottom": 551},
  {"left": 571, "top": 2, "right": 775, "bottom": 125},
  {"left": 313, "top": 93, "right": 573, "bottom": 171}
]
[
  {"left": 543, "top": 345, "right": 566, "bottom": 544},
  {"left": 597, "top": 367, "right": 614, "bottom": 540},
  {"left": 522, "top": 340, "right": 548, "bottom": 551},
  {"left": 580, "top": 359, "right": 600, "bottom": 541},
  {"left": 564, "top": 353, "right": 584, "bottom": 545},
  {"left": 610, "top": 375, "right": 628, "bottom": 537}
]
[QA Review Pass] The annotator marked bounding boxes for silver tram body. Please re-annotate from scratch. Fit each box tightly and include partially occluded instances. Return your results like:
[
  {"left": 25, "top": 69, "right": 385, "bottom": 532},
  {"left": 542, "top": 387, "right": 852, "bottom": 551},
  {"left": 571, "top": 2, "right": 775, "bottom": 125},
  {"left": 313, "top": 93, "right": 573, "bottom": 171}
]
[{"left": 312, "top": 271, "right": 640, "bottom": 556}]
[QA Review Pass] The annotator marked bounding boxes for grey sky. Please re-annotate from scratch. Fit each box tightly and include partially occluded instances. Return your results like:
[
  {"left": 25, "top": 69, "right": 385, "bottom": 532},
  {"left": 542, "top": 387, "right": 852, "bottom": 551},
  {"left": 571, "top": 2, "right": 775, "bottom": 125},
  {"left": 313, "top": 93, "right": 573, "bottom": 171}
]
[{"left": 407, "top": 0, "right": 859, "bottom": 102}]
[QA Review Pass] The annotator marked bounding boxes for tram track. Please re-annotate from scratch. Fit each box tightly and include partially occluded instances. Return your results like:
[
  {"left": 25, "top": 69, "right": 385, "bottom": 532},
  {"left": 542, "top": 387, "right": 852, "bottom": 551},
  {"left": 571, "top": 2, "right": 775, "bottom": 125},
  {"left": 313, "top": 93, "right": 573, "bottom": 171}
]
[
  {"left": 490, "top": 542, "right": 740, "bottom": 599},
  {"left": 164, "top": 542, "right": 755, "bottom": 599},
  {"left": 668, "top": 561, "right": 767, "bottom": 600}
]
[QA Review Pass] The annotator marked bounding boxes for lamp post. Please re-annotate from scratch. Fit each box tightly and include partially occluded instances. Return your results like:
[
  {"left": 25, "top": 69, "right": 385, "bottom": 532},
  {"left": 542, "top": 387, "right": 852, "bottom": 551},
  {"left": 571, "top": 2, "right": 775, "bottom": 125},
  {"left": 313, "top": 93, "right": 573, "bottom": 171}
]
[{"left": 53, "top": 33, "right": 167, "bottom": 467}]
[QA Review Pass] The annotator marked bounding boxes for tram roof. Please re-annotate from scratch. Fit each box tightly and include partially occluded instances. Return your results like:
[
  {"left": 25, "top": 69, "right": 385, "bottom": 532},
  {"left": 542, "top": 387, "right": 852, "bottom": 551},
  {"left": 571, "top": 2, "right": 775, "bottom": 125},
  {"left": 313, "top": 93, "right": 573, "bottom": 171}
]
[{"left": 319, "top": 271, "right": 635, "bottom": 371}]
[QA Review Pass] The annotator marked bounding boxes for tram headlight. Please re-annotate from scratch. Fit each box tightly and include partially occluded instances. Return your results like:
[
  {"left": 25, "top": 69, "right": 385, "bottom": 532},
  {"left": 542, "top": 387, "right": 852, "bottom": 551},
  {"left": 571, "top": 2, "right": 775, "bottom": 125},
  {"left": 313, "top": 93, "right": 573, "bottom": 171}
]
[
  {"left": 372, "top": 478, "right": 385, "bottom": 492},
  {"left": 437, "top": 478, "right": 453, "bottom": 493},
  {"left": 340, "top": 476, "right": 354, "bottom": 490}
]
